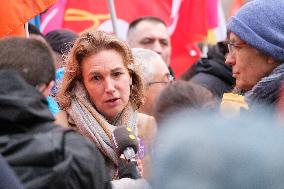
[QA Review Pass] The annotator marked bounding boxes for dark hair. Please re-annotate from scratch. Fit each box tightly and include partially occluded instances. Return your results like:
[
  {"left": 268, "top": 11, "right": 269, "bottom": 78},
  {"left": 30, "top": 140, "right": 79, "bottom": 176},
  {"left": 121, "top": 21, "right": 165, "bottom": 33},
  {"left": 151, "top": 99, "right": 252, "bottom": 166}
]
[
  {"left": 154, "top": 81, "right": 216, "bottom": 123},
  {"left": 0, "top": 37, "right": 55, "bottom": 86},
  {"left": 128, "top": 16, "right": 167, "bottom": 33},
  {"left": 45, "top": 29, "right": 78, "bottom": 55}
]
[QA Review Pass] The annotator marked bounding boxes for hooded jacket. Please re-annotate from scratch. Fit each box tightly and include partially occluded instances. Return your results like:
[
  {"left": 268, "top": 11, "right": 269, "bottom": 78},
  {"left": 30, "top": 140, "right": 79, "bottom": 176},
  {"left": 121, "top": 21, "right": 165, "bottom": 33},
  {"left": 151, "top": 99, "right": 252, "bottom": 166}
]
[{"left": 0, "top": 70, "right": 111, "bottom": 189}]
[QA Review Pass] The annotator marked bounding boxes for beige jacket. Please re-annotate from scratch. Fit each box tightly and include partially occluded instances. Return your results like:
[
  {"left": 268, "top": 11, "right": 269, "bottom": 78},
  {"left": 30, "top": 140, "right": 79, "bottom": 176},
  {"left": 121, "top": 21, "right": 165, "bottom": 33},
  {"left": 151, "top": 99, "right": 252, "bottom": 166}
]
[{"left": 137, "top": 113, "right": 157, "bottom": 179}]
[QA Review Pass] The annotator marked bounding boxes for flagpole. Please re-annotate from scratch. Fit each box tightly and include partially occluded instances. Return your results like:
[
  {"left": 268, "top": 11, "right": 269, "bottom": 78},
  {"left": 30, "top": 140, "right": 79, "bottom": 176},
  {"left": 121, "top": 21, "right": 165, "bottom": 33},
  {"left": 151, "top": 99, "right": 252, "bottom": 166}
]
[
  {"left": 107, "top": 0, "right": 118, "bottom": 35},
  {"left": 25, "top": 22, "right": 29, "bottom": 38}
]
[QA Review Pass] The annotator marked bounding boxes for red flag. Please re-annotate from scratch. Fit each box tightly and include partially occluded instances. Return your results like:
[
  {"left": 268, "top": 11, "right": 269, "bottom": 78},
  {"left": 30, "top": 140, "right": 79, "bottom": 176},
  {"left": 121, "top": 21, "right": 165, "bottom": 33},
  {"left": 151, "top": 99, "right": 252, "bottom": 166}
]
[
  {"left": 62, "top": 0, "right": 171, "bottom": 33},
  {"left": 0, "top": 0, "right": 56, "bottom": 38},
  {"left": 42, "top": 0, "right": 213, "bottom": 77},
  {"left": 170, "top": 0, "right": 209, "bottom": 77},
  {"left": 207, "top": 0, "right": 218, "bottom": 28}
]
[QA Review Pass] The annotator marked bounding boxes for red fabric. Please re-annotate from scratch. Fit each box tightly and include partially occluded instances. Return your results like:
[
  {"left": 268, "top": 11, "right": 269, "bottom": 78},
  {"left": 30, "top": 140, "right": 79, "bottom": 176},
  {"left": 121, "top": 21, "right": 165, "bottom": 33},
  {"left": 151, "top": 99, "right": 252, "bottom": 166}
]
[
  {"left": 0, "top": 0, "right": 56, "bottom": 37},
  {"left": 42, "top": 0, "right": 214, "bottom": 78},
  {"left": 230, "top": 0, "right": 245, "bottom": 17},
  {"left": 63, "top": 0, "right": 171, "bottom": 32},
  {"left": 170, "top": 0, "right": 208, "bottom": 77},
  {"left": 207, "top": 0, "right": 218, "bottom": 28}
]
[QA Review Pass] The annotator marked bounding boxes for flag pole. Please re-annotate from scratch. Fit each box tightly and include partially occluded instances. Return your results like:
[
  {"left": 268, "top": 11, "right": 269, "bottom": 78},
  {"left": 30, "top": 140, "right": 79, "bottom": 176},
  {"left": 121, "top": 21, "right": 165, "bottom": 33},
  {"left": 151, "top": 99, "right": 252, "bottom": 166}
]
[
  {"left": 25, "top": 22, "right": 29, "bottom": 38},
  {"left": 107, "top": 0, "right": 118, "bottom": 35}
]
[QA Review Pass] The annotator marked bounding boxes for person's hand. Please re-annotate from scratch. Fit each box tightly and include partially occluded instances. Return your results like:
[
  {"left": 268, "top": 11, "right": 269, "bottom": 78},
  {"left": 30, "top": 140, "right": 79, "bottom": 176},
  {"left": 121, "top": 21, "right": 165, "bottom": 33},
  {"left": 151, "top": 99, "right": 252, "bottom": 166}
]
[{"left": 117, "top": 158, "right": 141, "bottom": 179}]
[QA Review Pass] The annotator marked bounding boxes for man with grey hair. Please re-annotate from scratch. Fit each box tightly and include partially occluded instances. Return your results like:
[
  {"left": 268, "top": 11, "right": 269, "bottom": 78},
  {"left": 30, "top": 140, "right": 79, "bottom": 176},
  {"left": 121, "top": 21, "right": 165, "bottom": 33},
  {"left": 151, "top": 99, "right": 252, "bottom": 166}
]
[
  {"left": 132, "top": 48, "right": 172, "bottom": 116},
  {"left": 131, "top": 48, "right": 171, "bottom": 179}
]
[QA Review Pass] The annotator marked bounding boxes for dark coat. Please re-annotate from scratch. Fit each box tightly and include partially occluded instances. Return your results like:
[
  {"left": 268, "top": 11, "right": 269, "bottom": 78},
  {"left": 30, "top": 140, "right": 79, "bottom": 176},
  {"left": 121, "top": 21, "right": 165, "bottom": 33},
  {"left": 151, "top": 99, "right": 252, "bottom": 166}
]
[
  {"left": 0, "top": 70, "right": 111, "bottom": 189},
  {"left": 0, "top": 154, "right": 24, "bottom": 189},
  {"left": 182, "top": 42, "right": 234, "bottom": 99}
]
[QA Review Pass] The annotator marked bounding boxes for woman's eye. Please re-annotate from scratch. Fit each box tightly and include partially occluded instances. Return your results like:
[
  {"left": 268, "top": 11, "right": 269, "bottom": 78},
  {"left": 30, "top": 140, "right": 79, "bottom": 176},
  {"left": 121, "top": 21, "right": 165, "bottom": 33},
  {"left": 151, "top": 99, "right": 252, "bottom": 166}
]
[
  {"left": 92, "top": 75, "right": 101, "bottom": 81},
  {"left": 113, "top": 72, "right": 123, "bottom": 77}
]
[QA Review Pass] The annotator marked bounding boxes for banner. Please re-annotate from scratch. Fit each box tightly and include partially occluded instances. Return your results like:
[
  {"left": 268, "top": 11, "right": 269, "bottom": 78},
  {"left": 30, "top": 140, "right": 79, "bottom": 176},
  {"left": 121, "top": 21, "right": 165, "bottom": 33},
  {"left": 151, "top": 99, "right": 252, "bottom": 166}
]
[
  {"left": 0, "top": 0, "right": 56, "bottom": 37},
  {"left": 42, "top": 0, "right": 216, "bottom": 77}
]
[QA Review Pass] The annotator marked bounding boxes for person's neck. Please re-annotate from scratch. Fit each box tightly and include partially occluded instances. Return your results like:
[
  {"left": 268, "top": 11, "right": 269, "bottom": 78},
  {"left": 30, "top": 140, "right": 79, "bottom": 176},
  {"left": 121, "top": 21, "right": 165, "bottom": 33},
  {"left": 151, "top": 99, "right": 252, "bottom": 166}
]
[{"left": 108, "top": 110, "right": 124, "bottom": 126}]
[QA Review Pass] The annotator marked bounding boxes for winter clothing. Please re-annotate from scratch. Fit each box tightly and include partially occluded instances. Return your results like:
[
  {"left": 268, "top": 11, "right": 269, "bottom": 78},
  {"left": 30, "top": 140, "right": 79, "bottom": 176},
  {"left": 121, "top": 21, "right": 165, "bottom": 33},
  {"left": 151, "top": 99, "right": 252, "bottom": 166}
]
[
  {"left": 0, "top": 70, "right": 111, "bottom": 189},
  {"left": 0, "top": 155, "right": 24, "bottom": 189},
  {"left": 227, "top": 0, "right": 284, "bottom": 62},
  {"left": 64, "top": 82, "right": 153, "bottom": 189},
  {"left": 245, "top": 63, "right": 284, "bottom": 108},
  {"left": 152, "top": 111, "right": 284, "bottom": 189},
  {"left": 66, "top": 82, "right": 138, "bottom": 179},
  {"left": 47, "top": 96, "right": 60, "bottom": 115},
  {"left": 184, "top": 42, "right": 234, "bottom": 99}
]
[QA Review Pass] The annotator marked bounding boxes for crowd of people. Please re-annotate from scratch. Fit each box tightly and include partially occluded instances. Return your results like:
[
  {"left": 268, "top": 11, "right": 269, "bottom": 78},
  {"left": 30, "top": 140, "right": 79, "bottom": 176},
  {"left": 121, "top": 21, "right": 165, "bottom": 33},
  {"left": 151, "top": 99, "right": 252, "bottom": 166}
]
[{"left": 1, "top": 0, "right": 284, "bottom": 188}]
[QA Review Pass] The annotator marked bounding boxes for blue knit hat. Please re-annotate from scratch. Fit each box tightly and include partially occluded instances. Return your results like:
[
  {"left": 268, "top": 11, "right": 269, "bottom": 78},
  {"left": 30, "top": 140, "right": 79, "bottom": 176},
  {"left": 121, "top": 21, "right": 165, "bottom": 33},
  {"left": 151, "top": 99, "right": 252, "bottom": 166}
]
[{"left": 227, "top": 0, "right": 284, "bottom": 62}]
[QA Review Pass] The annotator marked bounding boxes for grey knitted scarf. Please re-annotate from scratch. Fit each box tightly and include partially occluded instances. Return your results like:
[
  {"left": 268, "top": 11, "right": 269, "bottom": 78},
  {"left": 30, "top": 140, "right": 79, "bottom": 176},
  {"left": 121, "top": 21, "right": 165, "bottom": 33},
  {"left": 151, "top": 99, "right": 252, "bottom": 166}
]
[
  {"left": 245, "top": 63, "right": 284, "bottom": 107},
  {"left": 66, "top": 82, "right": 138, "bottom": 167}
]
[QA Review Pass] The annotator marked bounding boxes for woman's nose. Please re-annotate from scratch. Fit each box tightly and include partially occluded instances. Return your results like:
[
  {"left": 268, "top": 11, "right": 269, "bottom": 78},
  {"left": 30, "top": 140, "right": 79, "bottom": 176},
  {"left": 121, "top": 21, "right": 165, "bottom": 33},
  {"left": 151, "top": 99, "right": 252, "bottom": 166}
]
[{"left": 104, "top": 78, "right": 115, "bottom": 93}]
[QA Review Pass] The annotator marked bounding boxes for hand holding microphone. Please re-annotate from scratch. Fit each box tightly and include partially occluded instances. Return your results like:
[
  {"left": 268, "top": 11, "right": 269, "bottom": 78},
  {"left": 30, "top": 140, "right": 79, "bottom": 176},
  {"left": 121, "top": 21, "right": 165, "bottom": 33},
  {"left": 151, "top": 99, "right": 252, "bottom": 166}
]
[{"left": 112, "top": 127, "right": 142, "bottom": 179}]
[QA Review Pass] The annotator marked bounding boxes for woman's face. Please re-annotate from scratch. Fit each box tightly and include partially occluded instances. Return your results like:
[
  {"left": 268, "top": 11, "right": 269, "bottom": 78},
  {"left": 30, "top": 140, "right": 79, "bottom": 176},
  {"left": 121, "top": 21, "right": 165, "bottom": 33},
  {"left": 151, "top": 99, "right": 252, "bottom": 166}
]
[{"left": 81, "top": 49, "right": 132, "bottom": 121}]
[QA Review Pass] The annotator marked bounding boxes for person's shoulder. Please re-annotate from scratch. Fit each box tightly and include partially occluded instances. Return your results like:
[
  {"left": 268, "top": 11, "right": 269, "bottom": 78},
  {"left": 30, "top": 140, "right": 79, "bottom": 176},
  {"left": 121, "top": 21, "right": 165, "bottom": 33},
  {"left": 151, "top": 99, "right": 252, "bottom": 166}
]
[
  {"left": 137, "top": 113, "right": 157, "bottom": 142},
  {"left": 61, "top": 127, "right": 112, "bottom": 189},
  {"left": 137, "top": 113, "right": 156, "bottom": 128}
]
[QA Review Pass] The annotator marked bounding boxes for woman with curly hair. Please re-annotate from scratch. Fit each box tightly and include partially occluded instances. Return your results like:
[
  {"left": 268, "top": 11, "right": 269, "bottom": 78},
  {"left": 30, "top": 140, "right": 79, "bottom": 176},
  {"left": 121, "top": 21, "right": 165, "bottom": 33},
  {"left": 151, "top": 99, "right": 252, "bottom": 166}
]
[{"left": 57, "top": 29, "right": 153, "bottom": 188}]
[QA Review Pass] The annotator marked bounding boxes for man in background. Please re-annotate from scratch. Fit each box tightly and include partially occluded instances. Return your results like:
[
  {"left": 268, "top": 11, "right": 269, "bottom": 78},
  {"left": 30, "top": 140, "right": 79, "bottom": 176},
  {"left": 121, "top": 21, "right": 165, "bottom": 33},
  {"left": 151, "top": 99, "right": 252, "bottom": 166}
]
[{"left": 127, "top": 16, "right": 174, "bottom": 76}]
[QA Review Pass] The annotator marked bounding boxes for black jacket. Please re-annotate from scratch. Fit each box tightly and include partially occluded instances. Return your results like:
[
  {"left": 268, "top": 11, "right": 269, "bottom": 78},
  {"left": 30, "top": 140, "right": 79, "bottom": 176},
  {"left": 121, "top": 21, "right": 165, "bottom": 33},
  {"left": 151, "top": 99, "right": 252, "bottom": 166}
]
[
  {"left": 0, "top": 154, "right": 24, "bottom": 189},
  {"left": 182, "top": 42, "right": 234, "bottom": 99},
  {"left": 0, "top": 70, "right": 111, "bottom": 189}
]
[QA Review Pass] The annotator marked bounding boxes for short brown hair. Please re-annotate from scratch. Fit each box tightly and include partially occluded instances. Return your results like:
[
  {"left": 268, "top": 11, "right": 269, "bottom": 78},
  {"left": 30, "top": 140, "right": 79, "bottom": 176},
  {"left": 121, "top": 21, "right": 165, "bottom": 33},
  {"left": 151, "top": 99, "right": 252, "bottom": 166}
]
[
  {"left": 154, "top": 81, "right": 216, "bottom": 123},
  {"left": 0, "top": 37, "right": 55, "bottom": 86}
]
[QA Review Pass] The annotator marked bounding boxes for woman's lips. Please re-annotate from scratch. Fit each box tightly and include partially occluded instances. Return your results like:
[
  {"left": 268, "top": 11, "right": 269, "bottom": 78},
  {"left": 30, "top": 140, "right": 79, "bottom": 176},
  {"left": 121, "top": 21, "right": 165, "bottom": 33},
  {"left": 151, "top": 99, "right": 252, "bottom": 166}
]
[{"left": 105, "top": 98, "right": 120, "bottom": 106}]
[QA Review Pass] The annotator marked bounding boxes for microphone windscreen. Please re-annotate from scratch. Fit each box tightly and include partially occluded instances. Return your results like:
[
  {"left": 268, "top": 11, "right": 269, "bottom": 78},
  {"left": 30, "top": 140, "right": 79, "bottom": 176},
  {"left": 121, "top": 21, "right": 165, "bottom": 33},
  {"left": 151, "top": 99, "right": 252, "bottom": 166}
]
[{"left": 112, "top": 127, "right": 139, "bottom": 155}]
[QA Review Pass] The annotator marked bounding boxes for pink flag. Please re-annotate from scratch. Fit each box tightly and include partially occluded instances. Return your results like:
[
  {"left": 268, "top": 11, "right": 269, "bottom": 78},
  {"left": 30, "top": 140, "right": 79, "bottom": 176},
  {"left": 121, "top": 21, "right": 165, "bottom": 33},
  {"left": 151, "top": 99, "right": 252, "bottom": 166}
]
[
  {"left": 207, "top": 0, "right": 218, "bottom": 28},
  {"left": 41, "top": 0, "right": 68, "bottom": 34}
]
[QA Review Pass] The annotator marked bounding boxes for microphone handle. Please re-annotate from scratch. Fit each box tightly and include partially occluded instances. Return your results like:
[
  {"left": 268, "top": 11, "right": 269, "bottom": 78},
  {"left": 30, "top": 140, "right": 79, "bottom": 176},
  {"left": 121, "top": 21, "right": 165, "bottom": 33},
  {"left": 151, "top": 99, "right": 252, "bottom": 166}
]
[{"left": 123, "top": 147, "right": 142, "bottom": 178}]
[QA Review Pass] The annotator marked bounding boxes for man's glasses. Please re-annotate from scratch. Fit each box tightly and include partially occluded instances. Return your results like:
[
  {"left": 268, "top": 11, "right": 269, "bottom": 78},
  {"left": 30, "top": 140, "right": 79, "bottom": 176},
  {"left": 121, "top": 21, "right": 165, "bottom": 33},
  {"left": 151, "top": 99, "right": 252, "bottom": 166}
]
[
  {"left": 147, "top": 75, "right": 174, "bottom": 86},
  {"left": 226, "top": 41, "right": 246, "bottom": 58}
]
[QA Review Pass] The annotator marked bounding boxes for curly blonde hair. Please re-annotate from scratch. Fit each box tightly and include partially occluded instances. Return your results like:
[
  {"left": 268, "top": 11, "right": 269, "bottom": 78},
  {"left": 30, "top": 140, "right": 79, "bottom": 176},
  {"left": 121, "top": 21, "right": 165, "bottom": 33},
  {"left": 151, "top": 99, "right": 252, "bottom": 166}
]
[{"left": 57, "top": 29, "right": 144, "bottom": 110}]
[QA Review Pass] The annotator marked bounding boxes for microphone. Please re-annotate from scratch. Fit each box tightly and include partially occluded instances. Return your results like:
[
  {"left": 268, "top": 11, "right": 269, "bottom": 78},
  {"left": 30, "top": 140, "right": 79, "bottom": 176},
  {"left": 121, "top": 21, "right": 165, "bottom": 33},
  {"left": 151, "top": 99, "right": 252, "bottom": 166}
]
[{"left": 112, "top": 127, "right": 141, "bottom": 178}]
